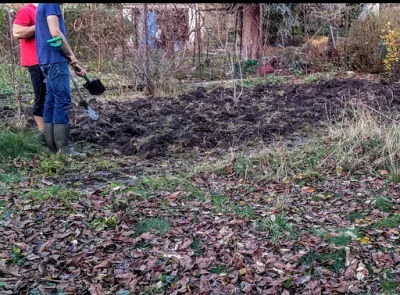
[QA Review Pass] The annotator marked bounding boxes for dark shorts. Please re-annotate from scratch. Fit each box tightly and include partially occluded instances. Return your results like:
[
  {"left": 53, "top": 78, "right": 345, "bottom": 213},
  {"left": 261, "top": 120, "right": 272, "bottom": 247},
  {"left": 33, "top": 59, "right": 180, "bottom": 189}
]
[{"left": 27, "top": 64, "right": 46, "bottom": 117}]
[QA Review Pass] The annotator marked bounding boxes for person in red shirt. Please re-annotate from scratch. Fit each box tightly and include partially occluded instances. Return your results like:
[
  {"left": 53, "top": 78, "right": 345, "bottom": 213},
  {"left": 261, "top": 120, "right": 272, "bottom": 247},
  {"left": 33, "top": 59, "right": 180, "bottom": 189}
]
[{"left": 12, "top": 3, "right": 46, "bottom": 136}]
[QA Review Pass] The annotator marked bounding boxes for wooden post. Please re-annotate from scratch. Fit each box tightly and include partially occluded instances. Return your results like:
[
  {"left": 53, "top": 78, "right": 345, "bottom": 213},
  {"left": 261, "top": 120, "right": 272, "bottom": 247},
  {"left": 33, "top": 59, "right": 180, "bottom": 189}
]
[
  {"left": 121, "top": 7, "right": 125, "bottom": 63},
  {"left": 192, "top": 5, "right": 197, "bottom": 67},
  {"left": 258, "top": 3, "right": 263, "bottom": 66},
  {"left": 344, "top": 5, "right": 349, "bottom": 70},
  {"left": 196, "top": 6, "right": 202, "bottom": 80},
  {"left": 234, "top": 9, "right": 238, "bottom": 52},
  {"left": 144, "top": 3, "right": 151, "bottom": 93}
]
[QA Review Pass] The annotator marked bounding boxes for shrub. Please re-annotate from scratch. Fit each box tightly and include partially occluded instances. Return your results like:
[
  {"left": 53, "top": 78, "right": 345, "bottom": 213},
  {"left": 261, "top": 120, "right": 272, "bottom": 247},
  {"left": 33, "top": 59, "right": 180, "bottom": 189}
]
[{"left": 342, "top": 7, "right": 400, "bottom": 74}]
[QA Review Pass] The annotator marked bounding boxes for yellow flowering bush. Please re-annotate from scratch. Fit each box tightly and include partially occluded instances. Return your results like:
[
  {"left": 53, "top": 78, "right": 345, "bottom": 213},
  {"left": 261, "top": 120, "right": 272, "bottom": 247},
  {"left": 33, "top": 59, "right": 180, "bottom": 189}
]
[{"left": 380, "top": 22, "right": 400, "bottom": 71}]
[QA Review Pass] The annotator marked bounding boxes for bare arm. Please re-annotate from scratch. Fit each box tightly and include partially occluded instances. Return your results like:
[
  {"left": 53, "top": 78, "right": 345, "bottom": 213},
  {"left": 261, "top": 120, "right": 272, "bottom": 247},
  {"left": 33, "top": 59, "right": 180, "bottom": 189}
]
[
  {"left": 47, "top": 14, "right": 77, "bottom": 63},
  {"left": 12, "top": 24, "right": 35, "bottom": 39}
]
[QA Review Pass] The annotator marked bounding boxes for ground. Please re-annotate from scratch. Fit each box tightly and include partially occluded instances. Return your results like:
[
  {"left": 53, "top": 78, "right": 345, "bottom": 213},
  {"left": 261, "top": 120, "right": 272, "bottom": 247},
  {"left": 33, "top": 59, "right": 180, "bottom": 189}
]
[{"left": 1, "top": 75, "right": 400, "bottom": 295}]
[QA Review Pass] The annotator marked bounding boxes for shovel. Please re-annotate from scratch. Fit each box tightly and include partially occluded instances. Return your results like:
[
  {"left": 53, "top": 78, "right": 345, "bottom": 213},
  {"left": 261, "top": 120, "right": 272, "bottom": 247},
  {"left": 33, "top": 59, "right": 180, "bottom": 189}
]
[
  {"left": 47, "top": 37, "right": 105, "bottom": 96},
  {"left": 47, "top": 37, "right": 101, "bottom": 120},
  {"left": 70, "top": 71, "right": 99, "bottom": 121}
]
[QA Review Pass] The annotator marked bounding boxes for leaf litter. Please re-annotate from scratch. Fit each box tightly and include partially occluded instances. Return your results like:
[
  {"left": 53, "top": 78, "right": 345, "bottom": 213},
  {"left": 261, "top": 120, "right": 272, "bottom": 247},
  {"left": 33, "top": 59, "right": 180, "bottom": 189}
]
[
  {"left": 2, "top": 78, "right": 400, "bottom": 294},
  {"left": 2, "top": 168, "right": 400, "bottom": 294}
]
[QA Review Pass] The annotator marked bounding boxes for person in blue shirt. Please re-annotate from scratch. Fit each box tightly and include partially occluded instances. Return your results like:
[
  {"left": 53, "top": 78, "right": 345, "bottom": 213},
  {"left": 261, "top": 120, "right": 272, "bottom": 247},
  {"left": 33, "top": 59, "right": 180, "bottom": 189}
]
[{"left": 35, "top": 3, "right": 86, "bottom": 156}]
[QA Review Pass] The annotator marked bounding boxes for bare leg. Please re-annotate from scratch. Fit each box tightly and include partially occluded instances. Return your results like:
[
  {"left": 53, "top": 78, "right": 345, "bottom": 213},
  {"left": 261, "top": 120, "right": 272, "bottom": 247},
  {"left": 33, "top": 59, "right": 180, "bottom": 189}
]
[{"left": 34, "top": 115, "right": 45, "bottom": 133}]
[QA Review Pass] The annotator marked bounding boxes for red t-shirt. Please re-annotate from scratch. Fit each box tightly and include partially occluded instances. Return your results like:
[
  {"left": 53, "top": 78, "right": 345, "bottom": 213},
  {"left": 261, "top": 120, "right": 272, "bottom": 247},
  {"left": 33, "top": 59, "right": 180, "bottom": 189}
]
[{"left": 13, "top": 4, "right": 38, "bottom": 67}]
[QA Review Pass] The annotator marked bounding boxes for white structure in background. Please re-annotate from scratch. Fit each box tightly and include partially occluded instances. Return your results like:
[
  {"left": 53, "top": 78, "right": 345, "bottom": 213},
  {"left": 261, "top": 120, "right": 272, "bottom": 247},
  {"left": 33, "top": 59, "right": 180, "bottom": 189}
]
[
  {"left": 122, "top": 7, "right": 136, "bottom": 48},
  {"left": 358, "top": 3, "right": 380, "bottom": 21}
]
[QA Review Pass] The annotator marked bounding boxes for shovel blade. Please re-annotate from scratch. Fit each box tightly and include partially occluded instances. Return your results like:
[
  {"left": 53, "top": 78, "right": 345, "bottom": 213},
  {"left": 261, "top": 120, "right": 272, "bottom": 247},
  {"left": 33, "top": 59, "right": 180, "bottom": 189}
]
[
  {"left": 84, "top": 78, "right": 105, "bottom": 96},
  {"left": 87, "top": 105, "right": 99, "bottom": 120},
  {"left": 79, "top": 101, "right": 99, "bottom": 121}
]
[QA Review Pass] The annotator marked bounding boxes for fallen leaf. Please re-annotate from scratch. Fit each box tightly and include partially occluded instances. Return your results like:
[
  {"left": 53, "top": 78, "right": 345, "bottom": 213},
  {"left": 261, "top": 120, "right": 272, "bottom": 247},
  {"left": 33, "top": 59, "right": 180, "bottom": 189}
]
[
  {"left": 303, "top": 186, "right": 315, "bottom": 193},
  {"left": 359, "top": 236, "right": 371, "bottom": 245},
  {"left": 356, "top": 271, "right": 365, "bottom": 280},
  {"left": 93, "top": 259, "right": 112, "bottom": 270},
  {"left": 89, "top": 284, "right": 104, "bottom": 295},
  {"left": 380, "top": 170, "right": 389, "bottom": 176}
]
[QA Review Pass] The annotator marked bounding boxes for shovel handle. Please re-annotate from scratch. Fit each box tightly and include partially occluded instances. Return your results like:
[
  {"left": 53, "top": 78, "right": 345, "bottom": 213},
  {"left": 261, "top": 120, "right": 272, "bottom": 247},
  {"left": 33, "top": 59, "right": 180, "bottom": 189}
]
[{"left": 58, "top": 48, "right": 90, "bottom": 81}]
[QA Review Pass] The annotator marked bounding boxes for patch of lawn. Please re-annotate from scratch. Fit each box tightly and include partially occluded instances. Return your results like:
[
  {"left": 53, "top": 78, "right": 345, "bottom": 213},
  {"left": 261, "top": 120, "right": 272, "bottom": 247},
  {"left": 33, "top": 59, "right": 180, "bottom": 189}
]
[
  {"left": 127, "top": 175, "right": 205, "bottom": 200},
  {"left": 0, "top": 169, "right": 22, "bottom": 187},
  {"left": 7, "top": 246, "right": 26, "bottom": 266},
  {"left": 0, "top": 129, "right": 43, "bottom": 162},
  {"left": 192, "top": 237, "right": 203, "bottom": 257},
  {"left": 374, "top": 197, "right": 394, "bottom": 213},
  {"left": 24, "top": 186, "right": 84, "bottom": 208},
  {"left": 233, "top": 153, "right": 251, "bottom": 179},
  {"left": 318, "top": 250, "right": 346, "bottom": 274},
  {"left": 297, "top": 249, "right": 346, "bottom": 275},
  {"left": 212, "top": 193, "right": 229, "bottom": 214},
  {"left": 91, "top": 216, "right": 118, "bottom": 231},
  {"left": 375, "top": 215, "right": 400, "bottom": 228},
  {"left": 136, "top": 217, "right": 170, "bottom": 236},
  {"left": 234, "top": 204, "right": 255, "bottom": 219},
  {"left": 39, "top": 154, "right": 66, "bottom": 176},
  {"left": 258, "top": 213, "right": 293, "bottom": 243},
  {"left": 210, "top": 264, "right": 227, "bottom": 274},
  {"left": 328, "top": 235, "right": 352, "bottom": 247},
  {"left": 349, "top": 210, "right": 365, "bottom": 222},
  {"left": 381, "top": 269, "right": 398, "bottom": 293}
]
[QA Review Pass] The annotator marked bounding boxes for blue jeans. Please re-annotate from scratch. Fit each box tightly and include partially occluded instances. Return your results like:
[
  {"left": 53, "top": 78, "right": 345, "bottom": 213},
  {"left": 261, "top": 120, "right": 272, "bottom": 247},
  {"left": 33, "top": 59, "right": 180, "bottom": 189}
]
[{"left": 40, "top": 62, "right": 71, "bottom": 124}]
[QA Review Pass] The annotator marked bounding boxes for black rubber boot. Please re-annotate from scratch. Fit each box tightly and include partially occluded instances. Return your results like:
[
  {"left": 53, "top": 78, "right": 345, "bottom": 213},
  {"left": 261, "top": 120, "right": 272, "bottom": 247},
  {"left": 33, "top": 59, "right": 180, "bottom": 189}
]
[
  {"left": 54, "top": 124, "right": 86, "bottom": 157},
  {"left": 44, "top": 123, "right": 56, "bottom": 152}
]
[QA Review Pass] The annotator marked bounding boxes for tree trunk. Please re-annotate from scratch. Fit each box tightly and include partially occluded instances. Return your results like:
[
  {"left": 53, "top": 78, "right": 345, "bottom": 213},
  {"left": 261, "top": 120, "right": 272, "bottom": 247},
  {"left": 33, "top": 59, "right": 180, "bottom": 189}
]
[
  {"left": 241, "top": 4, "right": 260, "bottom": 60},
  {"left": 258, "top": 3, "right": 263, "bottom": 65}
]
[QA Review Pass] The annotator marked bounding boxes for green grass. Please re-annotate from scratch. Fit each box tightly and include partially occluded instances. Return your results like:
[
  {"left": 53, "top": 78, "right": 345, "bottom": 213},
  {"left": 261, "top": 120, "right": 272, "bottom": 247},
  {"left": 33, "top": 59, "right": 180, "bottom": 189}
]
[
  {"left": 375, "top": 197, "right": 394, "bottom": 213},
  {"left": 233, "top": 153, "right": 251, "bottom": 178},
  {"left": 126, "top": 175, "right": 205, "bottom": 200},
  {"left": 0, "top": 64, "right": 31, "bottom": 98},
  {"left": 192, "top": 237, "right": 203, "bottom": 257},
  {"left": 328, "top": 228, "right": 361, "bottom": 246},
  {"left": 8, "top": 246, "right": 26, "bottom": 266},
  {"left": 375, "top": 215, "right": 400, "bottom": 228},
  {"left": 0, "top": 169, "right": 22, "bottom": 187},
  {"left": 318, "top": 250, "right": 346, "bottom": 274},
  {"left": 24, "top": 186, "right": 84, "bottom": 208},
  {"left": 212, "top": 193, "right": 229, "bottom": 214},
  {"left": 265, "top": 74, "right": 286, "bottom": 85},
  {"left": 210, "top": 264, "right": 227, "bottom": 274},
  {"left": 302, "top": 74, "right": 320, "bottom": 84},
  {"left": 328, "top": 235, "right": 352, "bottom": 247},
  {"left": 390, "top": 173, "right": 400, "bottom": 184},
  {"left": 39, "top": 154, "right": 66, "bottom": 176},
  {"left": 136, "top": 217, "right": 170, "bottom": 236},
  {"left": 0, "top": 129, "right": 43, "bottom": 162},
  {"left": 258, "top": 213, "right": 293, "bottom": 243},
  {"left": 248, "top": 139, "right": 328, "bottom": 182},
  {"left": 91, "top": 216, "right": 118, "bottom": 231},
  {"left": 349, "top": 210, "right": 365, "bottom": 222},
  {"left": 326, "top": 107, "right": 400, "bottom": 174},
  {"left": 381, "top": 269, "right": 399, "bottom": 293},
  {"left": 0, "top": 128, "right": 45, "bottom": 192},
  {"left": 297, "top": 249, "right": 346, "bottom": 275},
  {"left": 234, "top": 204, "right": 255, "bottom": 219}
]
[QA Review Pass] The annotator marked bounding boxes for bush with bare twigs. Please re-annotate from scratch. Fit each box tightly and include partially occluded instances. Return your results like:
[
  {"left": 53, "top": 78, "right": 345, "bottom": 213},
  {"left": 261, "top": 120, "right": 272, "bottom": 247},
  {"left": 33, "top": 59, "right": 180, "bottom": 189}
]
[{"left": 341, "top": 7, "right": 400, "bottom": 74}]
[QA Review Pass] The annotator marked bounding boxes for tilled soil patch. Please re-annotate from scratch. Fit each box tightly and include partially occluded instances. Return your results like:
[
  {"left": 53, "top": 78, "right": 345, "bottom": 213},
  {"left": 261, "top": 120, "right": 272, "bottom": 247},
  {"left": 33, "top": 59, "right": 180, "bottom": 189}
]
[
  {"left": 69, "top": 79, "right": 400, "bottom": 158},
  {"left": 3, "top": 78, "right": 400, "bottom": 158}
]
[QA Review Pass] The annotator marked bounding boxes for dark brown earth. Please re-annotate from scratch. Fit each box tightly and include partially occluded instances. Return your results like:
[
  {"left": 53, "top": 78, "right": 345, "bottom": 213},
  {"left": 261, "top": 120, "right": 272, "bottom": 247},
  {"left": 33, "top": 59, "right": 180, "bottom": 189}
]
[
  {"left": 67, "top": 78, "right": 400, "bottom": 158},
  {"left": 2, "top": 78, "right": 400, "bottom": 159}
]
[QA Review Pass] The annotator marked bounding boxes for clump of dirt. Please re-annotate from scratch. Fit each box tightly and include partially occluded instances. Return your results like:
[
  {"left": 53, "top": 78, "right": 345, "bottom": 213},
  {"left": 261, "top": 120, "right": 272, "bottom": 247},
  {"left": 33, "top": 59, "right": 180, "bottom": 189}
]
[{"left": 68, "top": 79, "right": 400, "bottom": 158}]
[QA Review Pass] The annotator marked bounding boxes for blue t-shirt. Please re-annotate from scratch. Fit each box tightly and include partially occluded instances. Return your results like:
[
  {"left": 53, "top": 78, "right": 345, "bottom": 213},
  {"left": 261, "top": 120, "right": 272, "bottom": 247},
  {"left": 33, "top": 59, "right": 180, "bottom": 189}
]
[{"left": 35, "top": 4, "right": 68, "bottom": 65}]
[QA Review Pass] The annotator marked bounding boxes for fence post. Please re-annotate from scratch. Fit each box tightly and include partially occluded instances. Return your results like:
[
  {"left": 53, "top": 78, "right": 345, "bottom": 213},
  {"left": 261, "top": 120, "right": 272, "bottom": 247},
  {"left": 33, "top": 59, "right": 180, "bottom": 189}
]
[
  {"left": 344, "top": 5, "right": 349, "bottom": 70},
  {"left": 143, "top": 3, "right": 151, "bottom": 93},
  {"left": 258, "top": 3, "right": 263, "bottom": 66}
]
